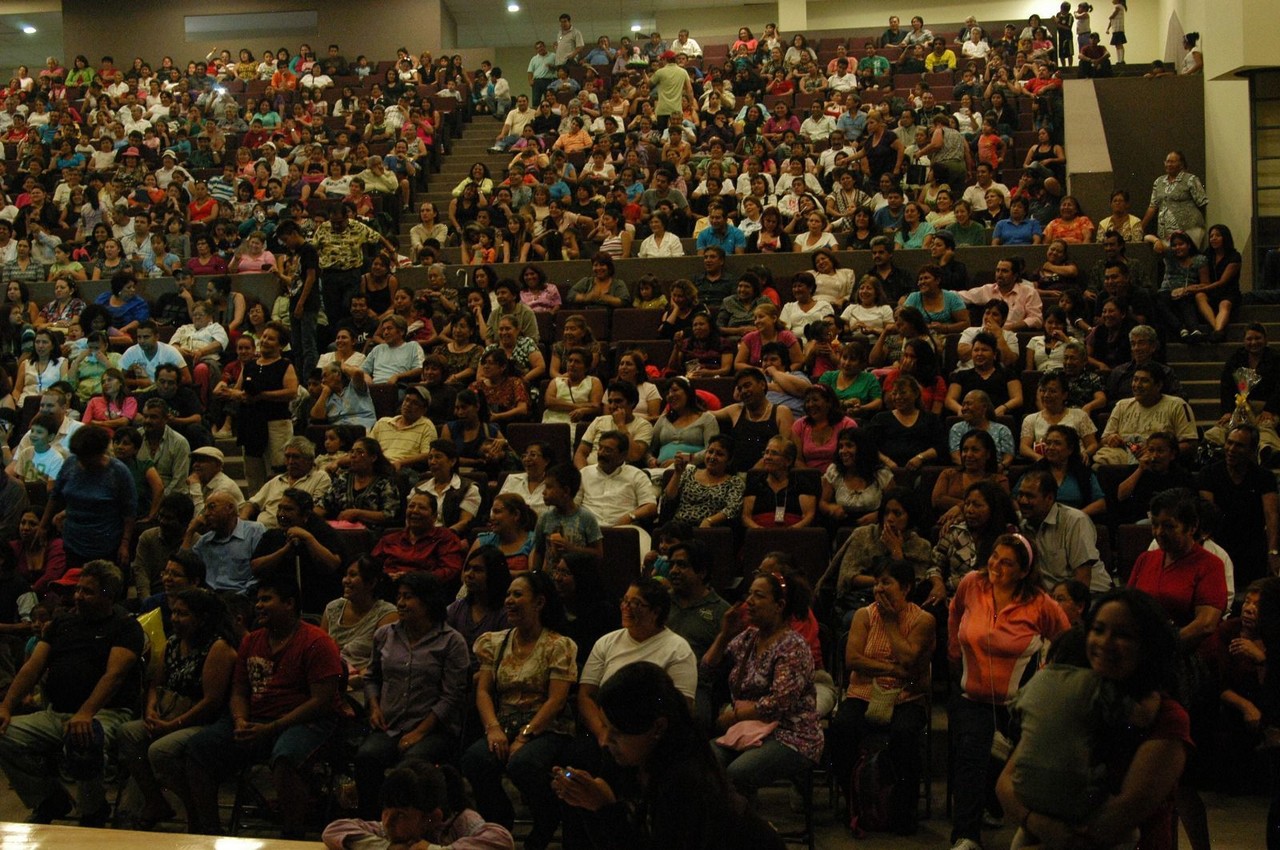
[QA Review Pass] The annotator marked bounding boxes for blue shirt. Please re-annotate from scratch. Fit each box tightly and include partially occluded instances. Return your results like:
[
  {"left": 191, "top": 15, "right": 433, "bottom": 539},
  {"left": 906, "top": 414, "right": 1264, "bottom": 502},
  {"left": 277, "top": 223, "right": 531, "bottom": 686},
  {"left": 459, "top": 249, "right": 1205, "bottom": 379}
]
[
  {"left": 837, "top": 111, "right": 867, "bottom": 140},
  {"left": 193, "top": 519, "right": 267, "bottom": 595},
  {"left": 904, "top": 289, "right": 966, "bottom": 323},
  {"left": 326, "top": 382, "right": 377, "bottom": 430},
  {"left": 873, "top": 205, "right": 905, "bottom": 234},
  {"left": 52, "top": 456, "right": 137, "bottom": 559},
  {"left": 993, "top": 217, "right": 1044, "bottom": 245},
  {"left": 696, "top": 224, "right": 746, "bottom": 254}
]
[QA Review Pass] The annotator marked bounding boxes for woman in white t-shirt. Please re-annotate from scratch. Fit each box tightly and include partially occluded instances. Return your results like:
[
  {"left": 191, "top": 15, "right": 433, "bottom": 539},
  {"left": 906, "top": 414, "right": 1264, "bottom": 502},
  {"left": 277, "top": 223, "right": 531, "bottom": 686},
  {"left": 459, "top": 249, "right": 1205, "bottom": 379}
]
[
  {"left": 1018, "top": 371, "right": 1098, "bottom": 462},
  {"left": 778, "top": 272, "right": 833, "bottom": 342}
]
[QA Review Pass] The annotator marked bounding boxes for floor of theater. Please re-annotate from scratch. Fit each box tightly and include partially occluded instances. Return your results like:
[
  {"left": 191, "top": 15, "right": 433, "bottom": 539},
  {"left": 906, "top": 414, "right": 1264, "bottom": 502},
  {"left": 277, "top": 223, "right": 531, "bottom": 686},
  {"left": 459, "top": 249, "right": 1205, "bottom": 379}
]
[{"left": 0, "top": 742, "right": 1268, "bottom": 848}]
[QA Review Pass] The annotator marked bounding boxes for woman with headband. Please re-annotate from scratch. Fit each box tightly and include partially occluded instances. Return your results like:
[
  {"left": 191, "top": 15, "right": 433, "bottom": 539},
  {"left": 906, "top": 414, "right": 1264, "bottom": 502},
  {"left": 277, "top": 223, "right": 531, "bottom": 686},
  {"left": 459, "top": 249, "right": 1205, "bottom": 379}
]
[{"left": 946, "top": 532, "right": 1070, "bottom": 850}]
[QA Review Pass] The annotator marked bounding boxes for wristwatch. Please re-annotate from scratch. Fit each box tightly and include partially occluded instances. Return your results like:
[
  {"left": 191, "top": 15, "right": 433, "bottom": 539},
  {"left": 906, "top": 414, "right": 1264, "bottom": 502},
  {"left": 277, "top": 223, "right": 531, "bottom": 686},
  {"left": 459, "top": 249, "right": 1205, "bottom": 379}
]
[{"left": 520, "top": 724, "right": 537, "bottom": 739}]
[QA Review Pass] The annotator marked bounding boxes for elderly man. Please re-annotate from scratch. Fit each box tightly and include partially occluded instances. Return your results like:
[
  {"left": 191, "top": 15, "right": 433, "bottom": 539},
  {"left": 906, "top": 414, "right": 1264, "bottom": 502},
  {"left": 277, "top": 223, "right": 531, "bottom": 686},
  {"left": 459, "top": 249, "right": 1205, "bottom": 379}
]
[
  {"left": 242, "top": 436, "right": 332, "bottom": 529},
  {"left": 1016, "top": 469, "right": 1113, "bottom": 593},
  {"left": 251, "top": 488, "right": 343, "bottom": 616},
  {"left": 0, "top": 561, "right": 143, "bottom": 826},
  {"left": 138, "top": 397, "right": 191, "bottom": 497},
  {"left": 362, "top": 315, "right": 425, "bottom": 386},
  {"left": 574, "top": 381, "right": 652, "bottom": 468},
  {"left": 957, "top": 257, "right": 1043, "bottom": 330},
  {"left": 183, "top": 572, "right": 341, "bottom": 839},
  {"left": 371, "top": 492, "right": 466, "bottom": 587},
  {"left": 369, "top": 385, "right": 437, "bottom": 473},
  {"left": 578, "top": 431, "right": 657, "bottom": 529},
  {"left": 187, "top": 446, "right": 243, "bottom": 513},
  {"left": 184, "top": 490, "right": 266, "bottom": 595},
  {"left": 1104, "top": 324, "right": 1183, "bottom": 403},
  {"left": 1094, "top": 364, "right": 1198, "bottom": 467}
]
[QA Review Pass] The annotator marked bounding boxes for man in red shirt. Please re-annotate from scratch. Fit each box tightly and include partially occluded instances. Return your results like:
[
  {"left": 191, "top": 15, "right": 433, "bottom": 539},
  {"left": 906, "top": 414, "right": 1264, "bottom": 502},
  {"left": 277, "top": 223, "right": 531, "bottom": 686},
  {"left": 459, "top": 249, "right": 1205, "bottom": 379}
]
[
  {"left": 183, "top": 571, "right": 342, "bottom": 839},
  {"left": 372, "top": 492, "right": 466, "bottom": 589}
]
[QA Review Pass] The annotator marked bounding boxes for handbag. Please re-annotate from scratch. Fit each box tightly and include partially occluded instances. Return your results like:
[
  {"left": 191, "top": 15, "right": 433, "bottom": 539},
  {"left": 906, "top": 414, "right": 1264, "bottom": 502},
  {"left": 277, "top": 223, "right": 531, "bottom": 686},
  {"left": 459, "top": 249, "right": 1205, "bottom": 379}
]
[
  {"left": 864, "top": 682, "right": 901, "bottom": 726},
  {"left": 715, "top": 720, "right": 779, "bottom": 751}
]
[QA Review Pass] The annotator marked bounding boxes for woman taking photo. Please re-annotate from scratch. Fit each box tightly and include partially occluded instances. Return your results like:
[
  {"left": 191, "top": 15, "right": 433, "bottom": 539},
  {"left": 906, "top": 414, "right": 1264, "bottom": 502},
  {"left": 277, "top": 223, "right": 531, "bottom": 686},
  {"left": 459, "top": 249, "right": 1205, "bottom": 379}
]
[
  {"left": 664, "top": 434, "right": 745, "bottom": 529},
  {"left": 447, "top": 546, "right": 512, "bottom": 657},
  {"left": 741, "top": 436, "right": 818, "bottom": 528},
  {"left": 1020, "top": 424, "right": 1105, "bottom": 515},
  {"left": 866, "top": 374, "right": 945, "bottom": 472},
  {"left": 932, "top": 480, "right": 1020, "bottom": 593},
  {"left": 650, "top": 376, "right": 719, "bottom": 467},
  {"left": 819, "top": 428, "right": 893, "bottom": 527},
  {"left": 461, "top": 571, "right": 578, "bottom": 850},
  {"left": 947, "top": 532, "right": 1070, "bottom": 850},
  {"left": 1019, "top": 371, "right": 1098, "bottom": 462},
  {"left": 704, "top": 568, "right": 822, "bottom": 796},
  {"left": 829, "top": 559, "right": 934, "bottom": 835},
  {"left": 116, "top": 588, "right": 237, "bottom": 831},
  {"left": 319, "top": 436, "right": 401, "bottom": 527}
]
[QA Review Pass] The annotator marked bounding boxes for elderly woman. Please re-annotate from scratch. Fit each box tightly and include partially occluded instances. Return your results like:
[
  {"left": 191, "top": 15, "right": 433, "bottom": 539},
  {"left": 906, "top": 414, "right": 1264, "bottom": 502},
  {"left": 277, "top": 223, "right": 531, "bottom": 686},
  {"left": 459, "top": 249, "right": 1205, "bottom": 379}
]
[
  {"left": 741, "top": 436, "right": 818, "bottom": 528},
  {"left": 948, "top": 533, "right": 1070, "bottom": 850},
  {"left": 997, "top": 588, "right": 1191, "bottom": 850},
  {"left": 310, "top": 361, "right": 376, "bottom": 431},
  {"left": 357, "top": 572, "right": 469, "bottom": 817},
  {"left": 319, "top": 437, "right": 401, "bottom": 527},
  {"left": 543, "top": 347, "right": 603, "bottom": 425},
  {"left": 828, "top": 559, "right": 935, "bottom": 834},
  {"left": 866, "top": 375, "right": 945, "bottom": 472},
  {"left": 948, "top": 391, "right": 1015, "bottom": 468},
  {"left": 703, "top": 568, "right": 822, "bottom": 795},
  {"left": 1020, "top": 371, "right": 1099, "bottom": 462},
  {"left": 460, "top": 571, "right": 578, "bottom": 850},
  {"left": 1142, "top": 150, "right": 1208, "bottom": 247}
]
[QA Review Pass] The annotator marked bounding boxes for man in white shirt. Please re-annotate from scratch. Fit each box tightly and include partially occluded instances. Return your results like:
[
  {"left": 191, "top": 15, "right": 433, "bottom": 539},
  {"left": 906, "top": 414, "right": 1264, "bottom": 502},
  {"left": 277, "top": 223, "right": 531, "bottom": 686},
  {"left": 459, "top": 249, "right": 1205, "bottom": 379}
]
[
  {"left": 574, "top": 382, "right": 653, "bottom": 468},
  {"left": 489, "top": 95, "right": 534, "bottom": 153},
  {"left": 578, "top": 432, "right": 657, "bottom": 527},
  {"left": 186, "top": 446, "right": 245, "bottom": 514},
  {"left": 961, "top": 162, "right": 1010, "bottom": 208},
  {"left": 799, "top": 99, "right": 836, "bottom": 143},
  {"left": 120, "top": 321, "right": 190, "bottom": 388},
  {"left": 672, "top": 30, "right": 703, "bottom": 58},
  {"left": 826, "top": 59, "right": 859, "bottom": 94},
  {"left": 241, "top": 436, "right": 332, "bottom": 528}
]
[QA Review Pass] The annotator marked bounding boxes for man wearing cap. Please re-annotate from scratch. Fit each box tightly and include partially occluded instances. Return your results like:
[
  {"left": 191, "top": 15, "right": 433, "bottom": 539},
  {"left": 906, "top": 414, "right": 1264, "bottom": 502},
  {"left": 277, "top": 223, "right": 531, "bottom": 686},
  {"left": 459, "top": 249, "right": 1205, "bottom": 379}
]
[
  {"left": 259, "top": 142, "right": 289, "bottom": 180},
  {"left": 369, "top": 386, "right": 438, "bottom": 473},
  {"left": 651, "top": 50, "right": 694, "bottom": 123},
  {"left": 187, "top": 446, "right": 244, "bottom": 514},
  {"left": 185, "top": 490, "right": 266, "bottom": 595},
  {"left": 242, "top": 436, "right": 331, "bottom": 529},
  {"left": 0, "top": 560, "right": 144, "bottom": 826}
]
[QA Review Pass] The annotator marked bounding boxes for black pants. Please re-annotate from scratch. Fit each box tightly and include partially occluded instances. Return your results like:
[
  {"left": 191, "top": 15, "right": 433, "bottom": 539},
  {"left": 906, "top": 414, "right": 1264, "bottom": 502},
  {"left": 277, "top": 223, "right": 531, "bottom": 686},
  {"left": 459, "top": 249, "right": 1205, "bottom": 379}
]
[{"left": 828, "top": 697, "right": 927, "bottom": 831}]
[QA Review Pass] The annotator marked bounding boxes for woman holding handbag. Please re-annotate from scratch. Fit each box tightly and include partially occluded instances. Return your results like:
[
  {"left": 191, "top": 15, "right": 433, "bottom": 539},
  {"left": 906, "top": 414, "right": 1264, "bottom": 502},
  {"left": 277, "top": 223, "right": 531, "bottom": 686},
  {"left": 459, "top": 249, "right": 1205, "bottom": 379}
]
[{"left": 828, "top": 559, "right": 935, "bottom": 835}]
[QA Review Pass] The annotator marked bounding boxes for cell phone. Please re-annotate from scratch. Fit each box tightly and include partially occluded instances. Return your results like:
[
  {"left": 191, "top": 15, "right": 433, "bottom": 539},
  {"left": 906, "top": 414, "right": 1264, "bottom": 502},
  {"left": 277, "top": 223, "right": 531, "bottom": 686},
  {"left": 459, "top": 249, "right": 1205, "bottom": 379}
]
[{"left": 562, "top": 768, "right": 574, "bottom": 779}]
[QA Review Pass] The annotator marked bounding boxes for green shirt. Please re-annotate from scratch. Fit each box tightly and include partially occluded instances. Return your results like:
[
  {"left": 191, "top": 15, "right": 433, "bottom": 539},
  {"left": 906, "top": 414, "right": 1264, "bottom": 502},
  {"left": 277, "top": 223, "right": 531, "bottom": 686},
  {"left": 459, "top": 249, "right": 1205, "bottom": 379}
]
[
  {"left": 946, "top": 220, "right": 990, "bottom": 247},
  {"left": 819, "top": 368, "right": 882, "bottom": 404}
]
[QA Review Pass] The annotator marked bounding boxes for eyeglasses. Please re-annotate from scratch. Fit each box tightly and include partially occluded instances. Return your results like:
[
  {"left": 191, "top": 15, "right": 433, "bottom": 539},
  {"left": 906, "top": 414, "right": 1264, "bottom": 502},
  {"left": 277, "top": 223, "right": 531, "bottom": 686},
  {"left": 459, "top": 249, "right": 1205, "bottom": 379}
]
[{"left": 620, "top": 597, "right": 650, "bottom": 611}]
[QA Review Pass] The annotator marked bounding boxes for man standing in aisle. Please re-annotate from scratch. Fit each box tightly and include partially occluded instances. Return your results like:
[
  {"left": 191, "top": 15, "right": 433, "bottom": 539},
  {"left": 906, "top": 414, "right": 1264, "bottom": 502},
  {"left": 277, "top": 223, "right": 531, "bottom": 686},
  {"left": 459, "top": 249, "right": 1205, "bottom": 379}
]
[
  {"left": 651, "top": 50, "right": 694, "bottom": 125},
  {"left": 528, "top": 41, "right": 556, "bottom": 107},
  {"left": 554, "top": 13, "right": 584, "bottom": 66}
]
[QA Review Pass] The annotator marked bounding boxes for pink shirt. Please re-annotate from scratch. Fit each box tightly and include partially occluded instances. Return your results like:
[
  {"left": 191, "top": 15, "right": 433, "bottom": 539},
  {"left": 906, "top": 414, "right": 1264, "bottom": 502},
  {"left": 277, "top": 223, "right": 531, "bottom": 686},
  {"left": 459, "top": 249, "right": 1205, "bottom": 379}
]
[
  {"left": 791, "top": 415, "right": 857, "bottom": 469},
  {"left": 956, "top": 281, "right": 1044, "bottom": 329}
]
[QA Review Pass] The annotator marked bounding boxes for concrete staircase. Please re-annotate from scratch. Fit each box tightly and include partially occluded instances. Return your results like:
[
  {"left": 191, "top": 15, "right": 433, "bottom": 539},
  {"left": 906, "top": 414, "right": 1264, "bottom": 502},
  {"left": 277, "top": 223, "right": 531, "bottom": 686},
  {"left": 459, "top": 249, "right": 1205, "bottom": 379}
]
[{"left": 1162, "top": 303, "right": 1280, "bottom": 427}]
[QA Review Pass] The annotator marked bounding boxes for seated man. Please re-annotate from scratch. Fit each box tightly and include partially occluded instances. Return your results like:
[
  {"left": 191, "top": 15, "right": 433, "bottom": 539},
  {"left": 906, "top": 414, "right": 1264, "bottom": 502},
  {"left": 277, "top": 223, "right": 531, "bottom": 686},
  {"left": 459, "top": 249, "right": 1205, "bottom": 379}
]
[
  {"left": 529, "top": 464, "right": 604, "bottom": 571},
  {"left": 138, "top": 397, "right": 192, "bottom": 497},
  {"left": 954, "top": 300, "right": 1020, "bottom": 370},
  {"left": 368, "top": 386, "right": 437, "bottom": 473},
  {"left": 186, "top": 445, "right": 244, "bottom": 513},
  {"left": 14, "top": 388, "right": 81, "bottom": 454},
  {"left": 184, "top": 571, "right": 342, "bottom": 839},
  {"left": 1094, "top": 365, "right": 1198, "bottom": 467},
  {"left": 371, "top": 492, "right": 466, "bottom": 587},
  {"left": 131, "top": 493, "right": 195, "bottom": 602},
  {"left": 1104, "top": 324, "right": 1183, "bottom": 404},
  {"left": 1016, "top": 469, "right": 1113, "bottom": 593},
  {"left": 241, "top": 436, "right": 333, "bottom": 529},
  {"left": 362, "top": 315, "right": 425, "bottom": 385},
  {"left": 956, "top": 257, "right": 1043, "bottom": 330},
  {"left": 251, "top": 488, "right": 343, "bottom": 616},
  {"left": 135, "top": 362, "right": 214, "bottom": 450},
  {"left": 579, "top": 431, "right": 658, "bottom": 529},
  {"left": 119, "top": 320, "right": 191, "bottom": 390},
  {"left": 573, "top": 381, "right": 652, "bottom": 468},
  {"left": 185, "top": 490, "right": 267, "bottom": 595},
  {"left": 0, "top": 561, "right": 143, "bottom": 826}
]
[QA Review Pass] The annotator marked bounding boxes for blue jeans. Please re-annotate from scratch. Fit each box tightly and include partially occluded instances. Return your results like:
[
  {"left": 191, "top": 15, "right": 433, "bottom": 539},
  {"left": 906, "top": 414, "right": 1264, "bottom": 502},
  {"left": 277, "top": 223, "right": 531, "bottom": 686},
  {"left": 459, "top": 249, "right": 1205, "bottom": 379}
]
[
  {"left": 713, "top": 737, "right": 813, "bottom": 795},
  {"left": 0, "top": 706, "right": 133, "bottom": 815},
  {"left": 950, "top": 695, "right": 1010, "bottom": 844},
  {"left": 185, "top": 712, "right": 337, "bottom": 776},
  {"left": 461, "top": 731, "right": 568, "bottom": 843},
  {"left": 354, "top": 728, "right": 455, "bottom": 817}
]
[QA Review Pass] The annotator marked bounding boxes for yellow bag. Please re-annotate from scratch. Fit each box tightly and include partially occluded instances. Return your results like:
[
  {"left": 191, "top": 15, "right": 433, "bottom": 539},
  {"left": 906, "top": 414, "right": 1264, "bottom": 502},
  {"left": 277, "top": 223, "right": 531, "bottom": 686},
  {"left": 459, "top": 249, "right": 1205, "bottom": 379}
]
[{"left": 137, "top": 607, "right": 167, "bottom": 684}]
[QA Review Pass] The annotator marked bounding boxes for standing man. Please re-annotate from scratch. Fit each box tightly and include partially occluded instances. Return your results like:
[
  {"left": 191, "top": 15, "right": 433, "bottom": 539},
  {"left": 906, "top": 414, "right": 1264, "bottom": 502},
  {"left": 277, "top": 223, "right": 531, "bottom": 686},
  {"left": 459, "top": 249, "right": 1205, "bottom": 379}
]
[
  {"left": 554, "top": 13, "right": 585, "bottom": 67},
  {"left": 277, "top": 220, "right": 320, "bottom": 381},
  {"left": 527, "top": 41, "right": 556, "bottom": 107},
  {"left": 312, "top": 201, "right": 393, "bottom": 320},
  {"left": 650, "top": 50, "right": 694, "bottom": 124},
  {"left": 0, "top": 561, "right": 143, "bottom": 826},
  {"left": 1198, "top": 423, "right": 1280, "bottom": 593}
]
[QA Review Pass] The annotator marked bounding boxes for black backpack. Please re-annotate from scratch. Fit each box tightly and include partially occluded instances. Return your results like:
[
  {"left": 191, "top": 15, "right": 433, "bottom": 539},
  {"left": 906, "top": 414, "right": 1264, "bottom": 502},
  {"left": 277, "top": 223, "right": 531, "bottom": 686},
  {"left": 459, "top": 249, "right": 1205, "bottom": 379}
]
[{"left": 847, "top": 733, "right": 898, "bottom": 837}]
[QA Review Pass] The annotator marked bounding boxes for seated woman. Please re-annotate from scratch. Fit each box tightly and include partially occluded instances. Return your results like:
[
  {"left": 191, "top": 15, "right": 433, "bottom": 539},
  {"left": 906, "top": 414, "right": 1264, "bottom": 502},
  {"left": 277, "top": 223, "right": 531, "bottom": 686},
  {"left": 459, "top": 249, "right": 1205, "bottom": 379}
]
[
  {"left": 903, "top": 264, "right": 968, "bottom": 336},
  {"left": 460, "top": 571, "right": 578, "bottom": 849},
  {"left": 944, "top": 332, "right": 1023, "bottom": 417},
  {"left": 870, "top": 306, "right": 934, "bottom": 372},
  {"left": 471, "top": 348, "right": 531, "bottom": 426},
  {"left": 1020, "top": 371, "right": 1099, "bottom": 462},
  {"left": 865, "top": 375, "right": 946, "bottom": 473},
  {"left": 613, "top": 349, "right": 664, "bottom": 420},
  {"left": 791, "top": 384, "right": 857, "bottom": 470},
  {"left": 828, "top": 559, "right": 935, "bottom": 835},
  {"left": 819, "top": 428, "right": 894, "bottom": 529},
  {"left": 823, "top": 487, "right": 934, "bottom": 615},
  {"left": 1018, "top": 424, "right": 1105, "bottom": 516},
  {"left": 818, "top": 338, "right": 884, "bottom": 418},
  {"left": 934, "top": 429, "right": 1011, "bottom": 518},
  {"left": 447, "top": 546, "right": 512, "bottom": 660},
  {"left": 704, "top": 568, "right": 823, "bottom": 796},
  {"left": 543, "top": 347, "right": 603, "bottom": 424},
  {"left": 841, "top": 276, "right": 894, "bottom": 339},
  {"left": 1025, "top": 307, "right": 1071, "bottom": 373},
  {"left": 948, "top": 391, "right": 1015, "bottom": 468},
  {"left": 650, "top": 376, "right": 720, "bottom": 467},
  {"left": 440, "top": 389, "right": 504, "bottom": 470},
  {"left": 310, "top": 362, "right": 376, "bottom": 431},
  {"left": 80, "top": 367, "right": 135, "bottom": 435},
  {"left": 319, "top": 436, "right": 402, "bottom": 527},
  {"left": 1086, "top": 298, "right": 1136, "bottom": 373},
  {"left": 734, "top": 303, "right": 803, "bottom": 372},
  {"left": 116, "top": 588, "right": 237, "bottom": 832},
  {"left": 778, "top": 273, "right": 833, "bottom": 341},
  {"left": 1155, "top": 229, "right": 1211, "bottom": 342},
  {"left": 932, "top": 480, "right": 1020, "bottom": 593},
  {"left": 357, "top": 572, "right": 470, "bottom": 817},
  {"left": 1042, "top": 195, "right": 1095, "bottom": 245},
  {"left": 664, "top": 434, "right": 746, "bottom": 529},
  {"left": 1195, "top": 224, "right": 1242, "bottom": 343},
  {"left": 413, "top": 440, "right": 483, "bottom": 537},
  {"left": 657, "top": 279, "right": 707, "bottom": 341},
  {"left": 471, "top": 492, "right": 536, "bottom": 574},
  {"left": 668, "top": 313, "right": 734, "bottom": 379},
  {"left": 741, "top": 436, "right": 818, "bottom": 529},
  {"left": 94, "top": 270, "right": 150, "bottom": 338},
  {"left": 717, "top": 277, "right": 772, "bottom": 339},
  {"left": 322, "top": 556, "right": 398, "bottom": 688},
  {"left": 1034, "top": 239, "right": 1081, "bottom": 300}
]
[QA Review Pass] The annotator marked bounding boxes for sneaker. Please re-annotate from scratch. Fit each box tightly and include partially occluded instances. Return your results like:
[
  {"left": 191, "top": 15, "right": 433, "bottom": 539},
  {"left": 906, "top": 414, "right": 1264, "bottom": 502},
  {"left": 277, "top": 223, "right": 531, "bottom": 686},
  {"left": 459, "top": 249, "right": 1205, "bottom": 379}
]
[
  {"left": 1179, "top": 329, "right": 1190, "bottom": 340},
  {"left": 950, "top": 839, "right": 983, "bottom": 850}
]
